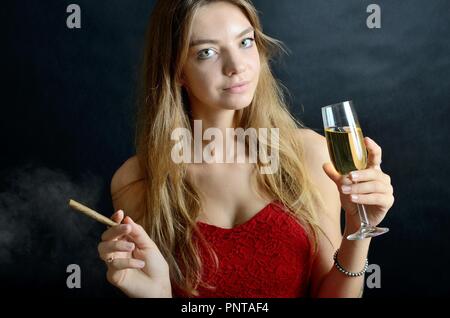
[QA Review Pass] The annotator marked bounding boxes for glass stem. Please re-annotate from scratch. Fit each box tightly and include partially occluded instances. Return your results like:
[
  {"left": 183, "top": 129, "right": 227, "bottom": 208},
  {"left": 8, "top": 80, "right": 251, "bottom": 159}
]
[
  {"left": 357, "top": 203, "right": 370, "bottom": 228},
  {"left": 354, "top": 180, "right": 370, "bottom": 228}
]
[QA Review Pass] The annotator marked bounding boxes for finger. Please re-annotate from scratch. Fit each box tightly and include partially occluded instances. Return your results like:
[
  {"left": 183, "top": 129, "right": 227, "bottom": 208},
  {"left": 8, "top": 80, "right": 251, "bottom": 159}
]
[
  {"left": 349, "top": 168, "right": 387, "bottom": 183},
  {"left": 364, "top": 137, "right": 382, "bottom": 170},
  {"left": 102, "top": 251, "right": 131, "bottom": 264},
  {"left": 109, "top": 258, "right": 146, "bottom": 270},
  {"left": 111, "top": 210, "right": 125, "bottom": 224},
  {"left": 101, "top": 224, "right": 132, "bottom": 241},
  {"left": 341, "top": 180, "right": 393, "bottom": 195},
  {"left": 122, "top": 216, "right": 156, "bottom": 250},
  {"left": 322, "top": 163, "right": 352, "bottom": 185},
  {"left": 98, "top": 240, "right": 135, "bottom": 259},
  {"left": 349, "top": 193, "right": 394, "bottom": 206}
]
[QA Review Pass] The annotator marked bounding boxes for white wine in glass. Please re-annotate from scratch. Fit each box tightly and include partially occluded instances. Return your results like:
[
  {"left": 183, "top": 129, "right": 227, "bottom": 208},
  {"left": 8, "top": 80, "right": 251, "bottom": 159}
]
[{"left": 321, "top": 100, "right": 389, "bottom": 240}]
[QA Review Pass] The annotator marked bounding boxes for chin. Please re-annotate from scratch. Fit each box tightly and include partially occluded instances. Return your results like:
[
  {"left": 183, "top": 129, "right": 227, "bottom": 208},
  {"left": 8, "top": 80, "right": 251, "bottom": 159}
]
[
  {"left": 219, "top": 101, "right": 253, "bottom": 111},
  {"left": 219, "top": 93, "right": 255, "bottom": 110}
]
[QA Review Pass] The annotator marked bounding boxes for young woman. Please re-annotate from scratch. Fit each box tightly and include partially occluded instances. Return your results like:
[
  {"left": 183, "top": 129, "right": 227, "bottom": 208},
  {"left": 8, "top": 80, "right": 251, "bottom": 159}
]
[{"left": 97, "top": 0, "right": 394, "bottom": 298}]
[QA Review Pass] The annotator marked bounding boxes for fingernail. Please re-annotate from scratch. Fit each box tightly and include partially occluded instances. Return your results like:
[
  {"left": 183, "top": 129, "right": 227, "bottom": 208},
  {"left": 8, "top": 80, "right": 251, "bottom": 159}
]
[
  {"left": 113, "top": 210, "right": 123, "bottom": 217},
  {"left": 351, "top": 194, "right": 359, "bottom": 202},
  {"left": 136, "top": 260, "right": 145, "bottom": 268},
  {"left": 125, "top": 242, "right": 135, "bottom": 250},
  {"left": 341, "top": 185, "right": 351, "bottom": 194},
  {"left": 350, "top": 172, "right": 358, "bottom": 180}
]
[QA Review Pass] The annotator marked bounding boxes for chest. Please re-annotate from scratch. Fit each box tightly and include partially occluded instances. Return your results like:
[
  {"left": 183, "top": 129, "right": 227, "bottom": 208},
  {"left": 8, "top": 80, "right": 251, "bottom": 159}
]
[
  {"left": 186, "top": 162, "right": 274, "bottom": 228},
  {"left": 193, "top": 204, "right": 312, "bottom": 297}
]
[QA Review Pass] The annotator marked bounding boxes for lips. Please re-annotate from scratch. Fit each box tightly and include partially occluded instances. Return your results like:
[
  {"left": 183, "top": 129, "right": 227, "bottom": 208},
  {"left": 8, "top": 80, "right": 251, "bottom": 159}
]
[
  {"left": 223, "top": 81, "right": 250, "bottom": 94},
  {"left": 224, "top": 81, "right": 250, "bottom": 90}
]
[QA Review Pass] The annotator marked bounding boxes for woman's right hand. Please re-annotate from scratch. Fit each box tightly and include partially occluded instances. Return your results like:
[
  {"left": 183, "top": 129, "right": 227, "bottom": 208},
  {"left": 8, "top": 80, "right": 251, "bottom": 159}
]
[{"left": 97, "top": 210, "right": 172, "bottom": 298}]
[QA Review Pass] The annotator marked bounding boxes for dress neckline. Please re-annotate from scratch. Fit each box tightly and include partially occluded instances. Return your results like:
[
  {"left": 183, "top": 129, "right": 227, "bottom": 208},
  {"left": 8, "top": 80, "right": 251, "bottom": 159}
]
[{"left": 196, "top": 200, "right": 276, "bottom": 232}]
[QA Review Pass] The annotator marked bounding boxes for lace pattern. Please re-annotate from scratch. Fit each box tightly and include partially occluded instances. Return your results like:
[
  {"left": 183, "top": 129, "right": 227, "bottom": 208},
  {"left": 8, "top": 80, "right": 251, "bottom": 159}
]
[{"left": 189, "top": 200, "right": 312, "bottom": 298}]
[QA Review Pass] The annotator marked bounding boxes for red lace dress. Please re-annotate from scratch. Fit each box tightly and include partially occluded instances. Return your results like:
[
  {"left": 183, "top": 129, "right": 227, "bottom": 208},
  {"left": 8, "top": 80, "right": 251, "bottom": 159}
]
[{"left": 178, "top": 200, "right": 313, "bottom": 298}]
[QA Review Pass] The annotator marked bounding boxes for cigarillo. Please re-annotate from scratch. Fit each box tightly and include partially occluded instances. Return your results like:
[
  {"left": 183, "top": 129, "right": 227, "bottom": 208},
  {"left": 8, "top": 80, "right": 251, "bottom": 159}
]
[{"left": 68, "top": 199, "right": 119, "bottom": 227}]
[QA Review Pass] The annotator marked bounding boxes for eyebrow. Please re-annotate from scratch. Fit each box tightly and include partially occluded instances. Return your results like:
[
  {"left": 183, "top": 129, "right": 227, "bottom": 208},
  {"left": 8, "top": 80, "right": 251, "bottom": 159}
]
[{"left": 189, "top": 26, "right": 255, "bottom": 47}]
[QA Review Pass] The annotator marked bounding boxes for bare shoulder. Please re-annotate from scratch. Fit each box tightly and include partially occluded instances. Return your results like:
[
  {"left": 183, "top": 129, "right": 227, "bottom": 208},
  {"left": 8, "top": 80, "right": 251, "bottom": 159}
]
[
  {"left": 295, "top": 128, "right": 340, "bottom": 214},
  {"left": 296, "top": 128, "right": 330, "bottom": 182},
  {"left": 111, "top": 156, "right": 146, "bottom": 222},
  {"left": 296, "top": 128, "right": 342, "bottom": 296},
  {"left": 111, "top": 156, "right": 144, "bottom": 194},
  {"left": 296, "top": 128, "right": 328, "bottom": 162}
]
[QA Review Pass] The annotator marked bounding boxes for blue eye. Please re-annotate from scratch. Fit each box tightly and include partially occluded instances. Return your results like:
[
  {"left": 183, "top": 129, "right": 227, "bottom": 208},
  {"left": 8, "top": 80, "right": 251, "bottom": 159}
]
[
  {"left": 197, "top": 37, "right": 255, "bottom": 60},
  {"left": 242, "top": 37, "right": 255, "bottom": 48},
  {"left": 197, "top": 49, "right": 216, "bottom": 60}
]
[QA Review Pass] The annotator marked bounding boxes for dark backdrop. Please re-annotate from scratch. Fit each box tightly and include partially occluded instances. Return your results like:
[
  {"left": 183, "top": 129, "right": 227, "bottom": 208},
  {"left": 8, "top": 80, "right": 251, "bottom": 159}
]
[{"left": 2, "top": 0, "right": 449, "bottom": 298}]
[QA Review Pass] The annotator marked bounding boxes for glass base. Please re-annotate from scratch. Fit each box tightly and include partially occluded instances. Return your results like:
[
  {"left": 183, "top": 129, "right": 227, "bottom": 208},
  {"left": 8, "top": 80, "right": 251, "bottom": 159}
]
[{"left": 346, "top": 225, "right": 389, "bottom": 240}]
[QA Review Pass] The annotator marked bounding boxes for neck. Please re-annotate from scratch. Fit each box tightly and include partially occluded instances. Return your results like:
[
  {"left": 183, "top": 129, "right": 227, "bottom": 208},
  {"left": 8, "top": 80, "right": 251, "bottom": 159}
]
[
  {"left": 190, "top": 106, "right": 238, "bottom": 134},
  {"left": 189, "top": 106, "right": 242, "bottom": 163}
]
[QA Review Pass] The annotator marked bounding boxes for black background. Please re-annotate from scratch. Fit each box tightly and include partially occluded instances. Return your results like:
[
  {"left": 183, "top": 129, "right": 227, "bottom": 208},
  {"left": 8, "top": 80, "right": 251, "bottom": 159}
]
[{"left": 2, "top": 0, "right": 449, "bottom": 298}]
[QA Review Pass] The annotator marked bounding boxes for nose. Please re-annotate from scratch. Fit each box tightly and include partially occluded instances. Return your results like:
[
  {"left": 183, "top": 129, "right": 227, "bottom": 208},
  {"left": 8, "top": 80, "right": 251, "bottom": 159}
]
[{"left": 223, "top": 50, "right": 246, "bottom": 77}]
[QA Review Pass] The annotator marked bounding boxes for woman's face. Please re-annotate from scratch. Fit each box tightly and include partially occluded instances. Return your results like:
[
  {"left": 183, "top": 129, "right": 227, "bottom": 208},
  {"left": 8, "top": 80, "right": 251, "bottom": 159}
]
[{"left": 181, "top": 1, "right": 261, "bottom": 112}]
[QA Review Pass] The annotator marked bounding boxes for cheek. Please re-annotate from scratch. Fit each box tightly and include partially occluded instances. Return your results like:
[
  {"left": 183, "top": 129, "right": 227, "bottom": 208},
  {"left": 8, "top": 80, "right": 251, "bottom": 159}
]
[
  {"left": 182, "top": 68, "right": 221, "bottom": 106},
  {"left": 250, "top": 51, "right": 261, "bottom": 79},
  {"left": 186, "top": 65, "right": 220, "bottom": 94},
  {"left": 198, "top": 69, "right": 219, "bottom": 90}
]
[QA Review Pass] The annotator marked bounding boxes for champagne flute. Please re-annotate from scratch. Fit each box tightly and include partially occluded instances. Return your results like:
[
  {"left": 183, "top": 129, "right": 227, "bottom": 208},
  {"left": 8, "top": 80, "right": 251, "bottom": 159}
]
[{"left": 321, "top": 100, "right": 389, "bottom": 240}]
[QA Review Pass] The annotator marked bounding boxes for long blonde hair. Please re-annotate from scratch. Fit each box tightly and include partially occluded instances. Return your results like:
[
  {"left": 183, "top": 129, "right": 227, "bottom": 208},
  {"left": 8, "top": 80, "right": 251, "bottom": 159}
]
[{"left": 133, "top": 0, "right": 326, "bottom": 297}]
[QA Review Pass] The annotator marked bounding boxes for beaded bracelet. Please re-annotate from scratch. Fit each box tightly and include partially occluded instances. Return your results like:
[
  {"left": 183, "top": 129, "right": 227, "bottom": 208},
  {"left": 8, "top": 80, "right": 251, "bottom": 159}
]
[{"left": 333, "top": 249, "right": 369, "bottom": 277}]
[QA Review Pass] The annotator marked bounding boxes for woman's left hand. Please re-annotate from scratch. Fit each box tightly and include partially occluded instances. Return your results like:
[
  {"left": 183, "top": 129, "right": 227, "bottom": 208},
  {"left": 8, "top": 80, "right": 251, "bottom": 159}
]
[{"left": 323, "top": 137, "right": 395, "bottom": 230}]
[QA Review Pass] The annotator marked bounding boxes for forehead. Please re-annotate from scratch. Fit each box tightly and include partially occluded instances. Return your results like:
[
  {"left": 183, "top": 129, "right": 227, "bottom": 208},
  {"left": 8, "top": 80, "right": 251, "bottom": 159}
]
[{"left": 190, "top": 1, "right": 252, "bottom": 39}]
